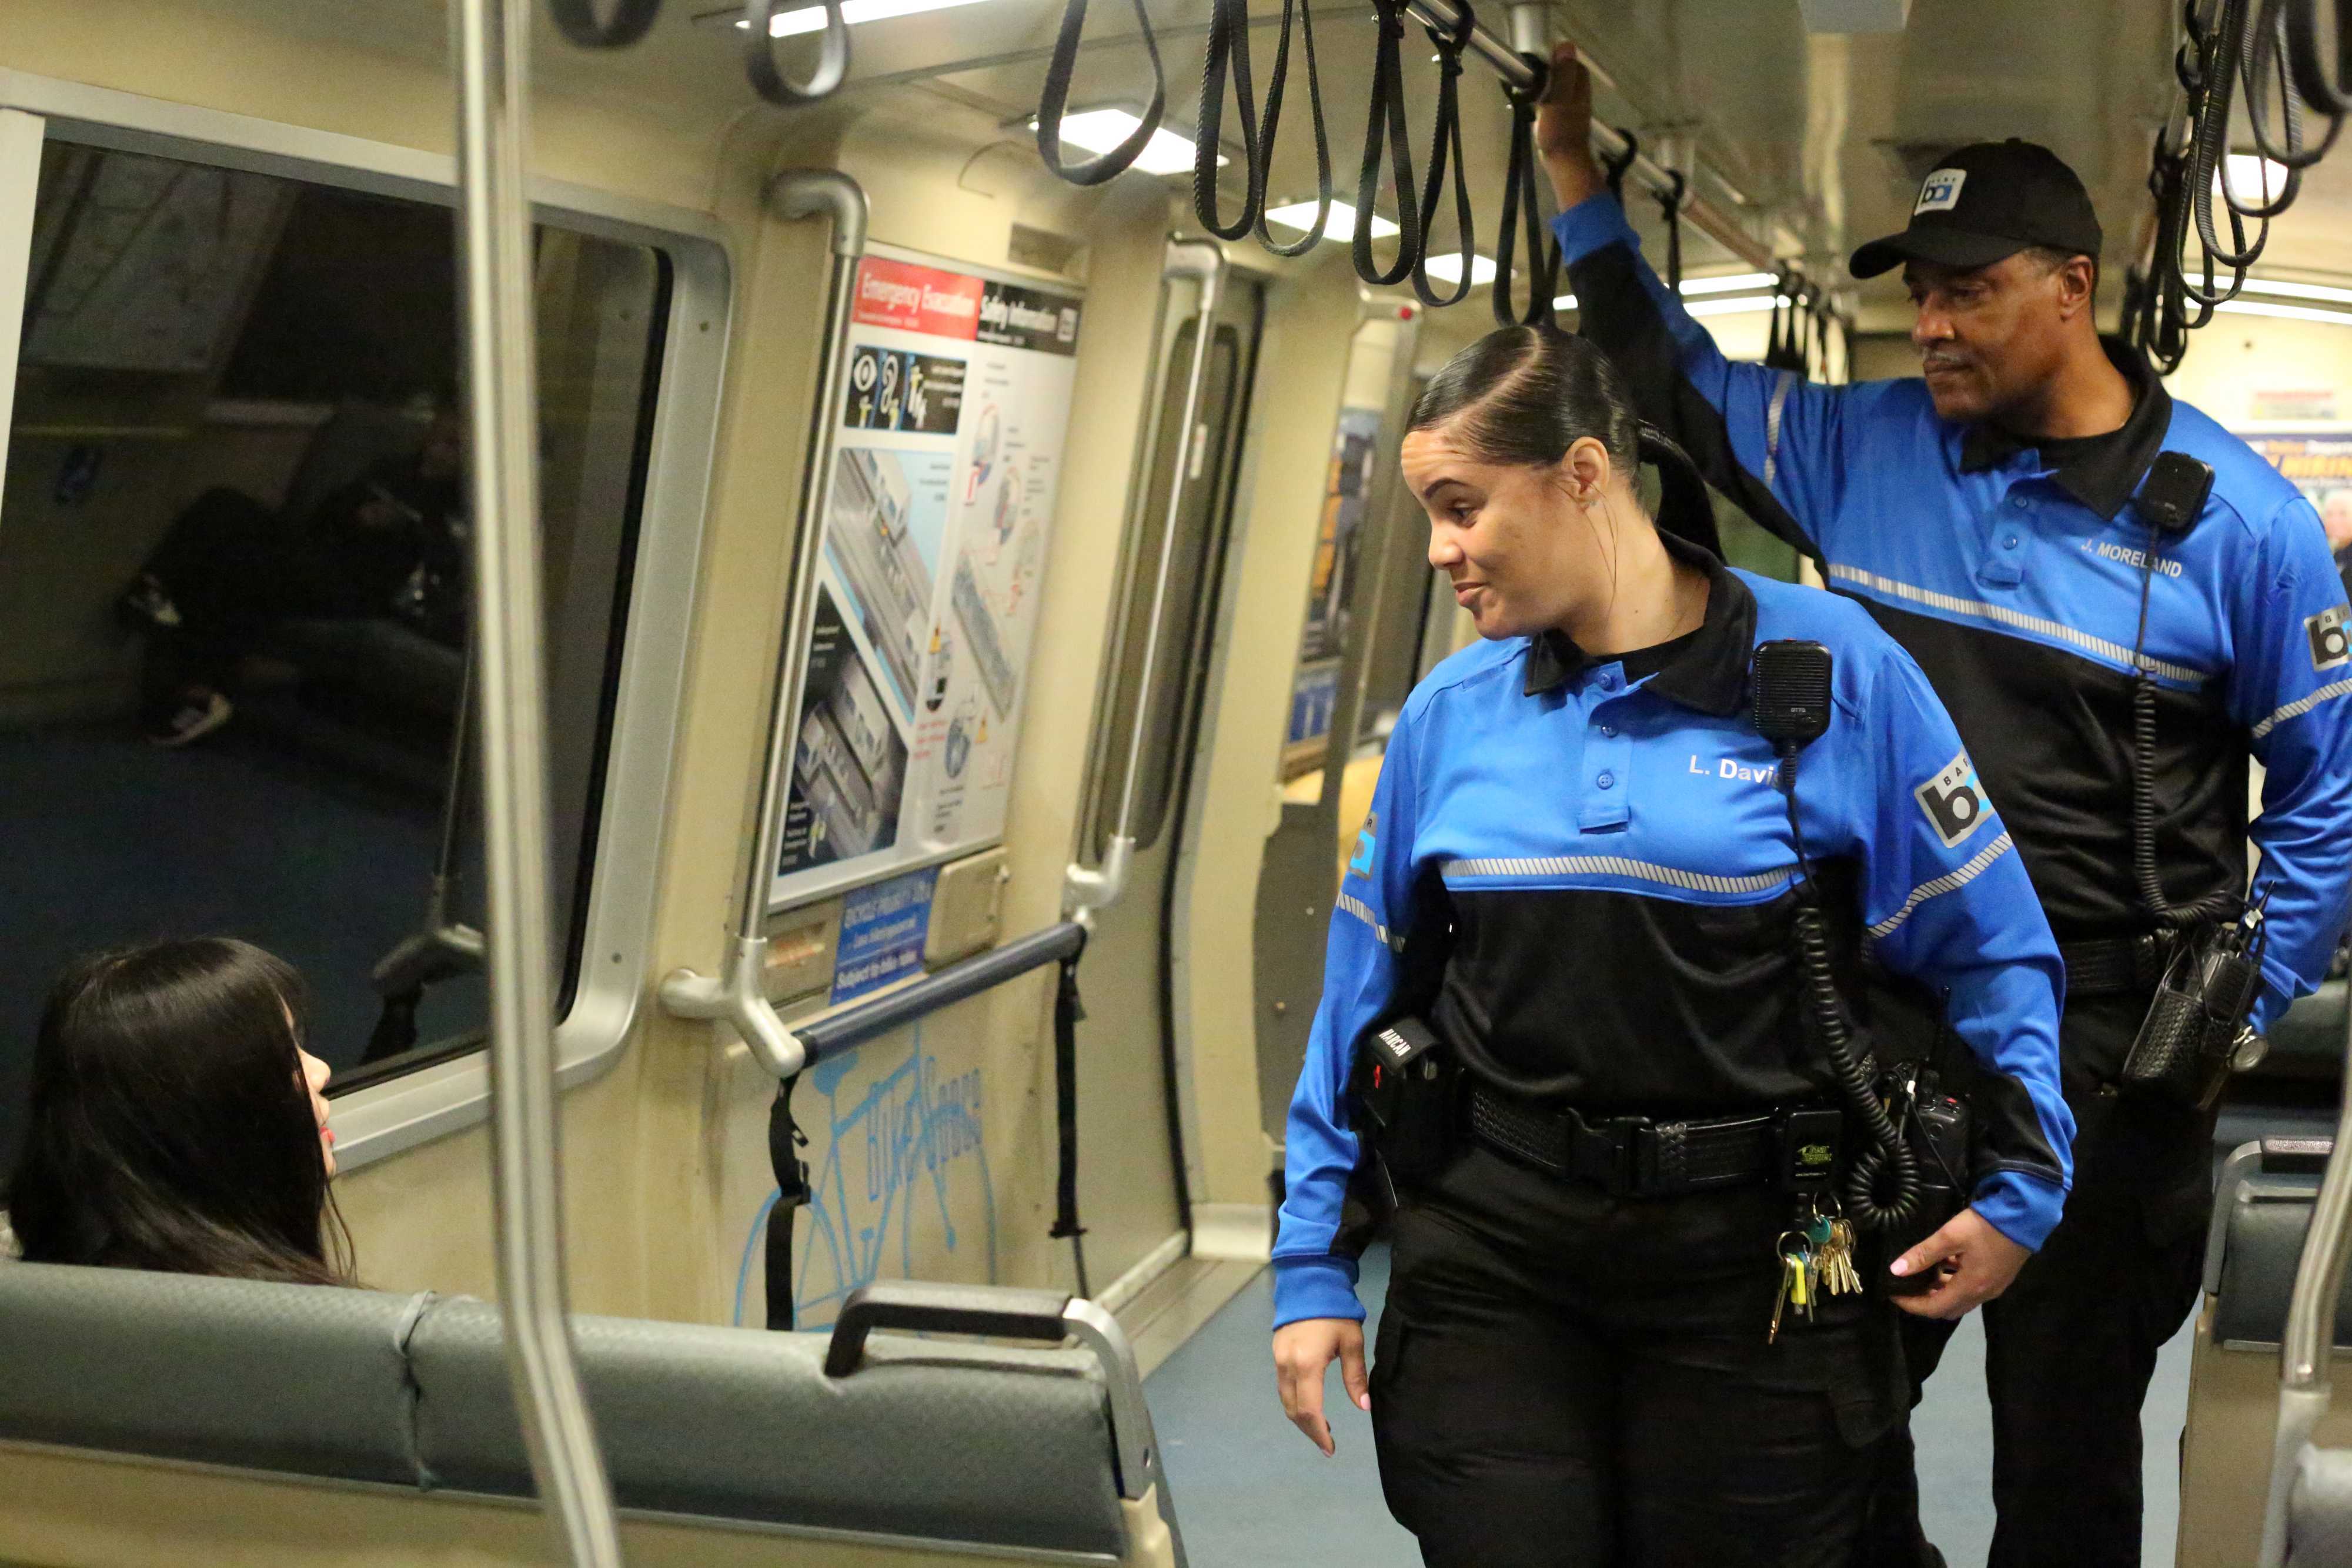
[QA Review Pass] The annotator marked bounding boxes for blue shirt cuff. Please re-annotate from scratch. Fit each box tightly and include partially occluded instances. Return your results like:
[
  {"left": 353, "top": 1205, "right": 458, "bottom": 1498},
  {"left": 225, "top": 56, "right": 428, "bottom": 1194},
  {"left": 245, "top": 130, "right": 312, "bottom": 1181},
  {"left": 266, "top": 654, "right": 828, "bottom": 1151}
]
[
  {"left": 1551, "top": 192, "right": 1643, "bottom": 269},
  {"left": 1970, "top": 1169, "right": 2068, "bottom": 1253},
  {"left": 1271, "top": 1254, "right": 1364, "bottom": 1329}
]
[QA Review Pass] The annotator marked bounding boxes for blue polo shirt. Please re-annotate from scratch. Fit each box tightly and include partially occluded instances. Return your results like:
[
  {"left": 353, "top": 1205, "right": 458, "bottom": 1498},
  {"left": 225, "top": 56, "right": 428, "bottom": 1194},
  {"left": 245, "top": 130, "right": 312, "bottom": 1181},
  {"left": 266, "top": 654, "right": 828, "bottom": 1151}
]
[
  {"left": 1271, "top": 539, "right": 2073, "bottom": 1329},
  {"left": 1556, "top": 194, "right": 2352, "bottom": 1041}
]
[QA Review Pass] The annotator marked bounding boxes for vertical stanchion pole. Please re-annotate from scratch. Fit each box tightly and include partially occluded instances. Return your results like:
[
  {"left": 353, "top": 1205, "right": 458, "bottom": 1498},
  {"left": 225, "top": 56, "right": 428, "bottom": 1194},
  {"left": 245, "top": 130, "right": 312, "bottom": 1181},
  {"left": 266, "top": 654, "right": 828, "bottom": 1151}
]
[{"left": 448, "top": 0, "right": 624, "bottom": 1561}]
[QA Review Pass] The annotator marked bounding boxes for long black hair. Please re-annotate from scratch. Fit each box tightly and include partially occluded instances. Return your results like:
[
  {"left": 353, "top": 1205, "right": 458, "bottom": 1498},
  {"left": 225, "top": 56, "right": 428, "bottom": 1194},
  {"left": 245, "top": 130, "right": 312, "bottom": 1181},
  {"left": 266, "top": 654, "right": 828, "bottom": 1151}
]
[
  {"left": 6, "top": 938, "right": 356, "bottom": 1285},
  {"left": 1408, "top": 325, "right": 1723, "bottom": 557}
]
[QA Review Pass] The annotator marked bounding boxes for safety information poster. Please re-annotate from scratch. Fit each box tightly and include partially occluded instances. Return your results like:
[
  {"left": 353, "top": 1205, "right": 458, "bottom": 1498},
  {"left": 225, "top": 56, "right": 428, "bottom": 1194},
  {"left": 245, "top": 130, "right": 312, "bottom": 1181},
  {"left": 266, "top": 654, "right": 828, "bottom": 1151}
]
[{"left": 769, "top": 246, "right": 1083, "bottom": 910}]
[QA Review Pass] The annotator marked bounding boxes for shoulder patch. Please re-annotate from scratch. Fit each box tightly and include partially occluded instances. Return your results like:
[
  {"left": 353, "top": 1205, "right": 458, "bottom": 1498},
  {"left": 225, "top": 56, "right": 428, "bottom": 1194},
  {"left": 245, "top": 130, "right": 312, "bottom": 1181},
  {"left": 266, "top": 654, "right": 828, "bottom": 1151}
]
[
  {"left": 2309, "top": 604, "right": 2350, "bottom": 671},
  {"left": 1914, "top": 750, "right": 1992, "bottom": 849},
  {"left": 1349, "top": 813, "right": 1378, "bottom": 877},
  {"left": 1914, "top": 168, "right": 1967, "bottom": 215}
]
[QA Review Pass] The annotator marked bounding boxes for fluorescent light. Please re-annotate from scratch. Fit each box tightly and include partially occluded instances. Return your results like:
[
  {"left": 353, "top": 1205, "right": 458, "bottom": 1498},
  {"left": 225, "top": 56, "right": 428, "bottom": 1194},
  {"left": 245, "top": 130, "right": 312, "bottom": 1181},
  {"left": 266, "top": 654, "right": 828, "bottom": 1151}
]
[
  {"left": 739, "top": 0, "right": 992, "bottom": 35},
  {"left": 1683, "top": 295, "right": 1780, "bottom": 317},
  {"left": 2243, "top": 276, "right": 2352, "bottom": 307},
  {"left": 2214, "top": 299, "right": 2352, "bottom": 326},
  {"left": 1264, "top": 199, "right": 1399, "bottom": 243},
  {"left": 2216, "top": 153, "right": 2291, "bottom": 203},
  {"left": 1553, "top": 293, "right": 1578, "bottom": 311},
  {"left": 1422, "top": 252, "right": 1498, "bottom": 287},
  {"left": 1678, "top": 272, "right": 1778, "bottom": 296},
  {"left": 1028, "top": 110, "right": 1220, "bottom": 176}
]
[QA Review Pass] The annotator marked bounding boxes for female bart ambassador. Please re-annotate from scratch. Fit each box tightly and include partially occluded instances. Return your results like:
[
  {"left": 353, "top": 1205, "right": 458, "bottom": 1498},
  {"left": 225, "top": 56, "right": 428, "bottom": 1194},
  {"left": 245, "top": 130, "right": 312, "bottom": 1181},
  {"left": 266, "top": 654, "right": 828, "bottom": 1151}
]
[{"left": 1269, "top": 327, "right": 2074, "bottom": 1567}]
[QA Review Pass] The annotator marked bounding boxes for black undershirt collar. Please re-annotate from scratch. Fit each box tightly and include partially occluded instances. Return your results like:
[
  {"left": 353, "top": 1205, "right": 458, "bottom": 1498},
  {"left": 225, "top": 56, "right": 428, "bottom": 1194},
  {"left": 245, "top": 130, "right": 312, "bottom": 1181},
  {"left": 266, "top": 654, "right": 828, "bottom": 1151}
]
[
  {"left": 1957, "top": 336, "right": 2171, "bottom": 521},
  {"left": 1522, "top": 529, "right": 1757, "bottom": 716}
]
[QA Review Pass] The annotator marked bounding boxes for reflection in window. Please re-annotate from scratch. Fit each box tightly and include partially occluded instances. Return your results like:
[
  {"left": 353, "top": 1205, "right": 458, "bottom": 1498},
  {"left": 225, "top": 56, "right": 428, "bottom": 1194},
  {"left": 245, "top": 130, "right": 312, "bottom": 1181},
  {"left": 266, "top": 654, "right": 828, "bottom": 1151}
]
[{"left": 0, "top": 143, "right": 669, "bottom": 1174}]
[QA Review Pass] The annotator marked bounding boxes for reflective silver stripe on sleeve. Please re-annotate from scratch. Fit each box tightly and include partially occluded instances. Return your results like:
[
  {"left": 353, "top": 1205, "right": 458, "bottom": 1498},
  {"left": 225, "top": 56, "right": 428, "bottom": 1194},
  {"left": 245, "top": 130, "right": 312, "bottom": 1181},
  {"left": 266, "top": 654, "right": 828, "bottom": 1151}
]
[
  {"left": 1867, "top": 831, "right": 2016, "bottom": 941},
  {"left": 1444, "top": 856, "right": 1797, "bottom": 897},
  {"left": 1335, "top": 891, "right": 1400, "bottom": 952},
  {"left": 1764, "top": 372, "right": 1796, "bottom": 491},
  {"left": 1825, "top": 564, "right": 2208, "bottom": 686},
  {"left": 2251, "top": 677, "right": 2352, "bottom": 741}
]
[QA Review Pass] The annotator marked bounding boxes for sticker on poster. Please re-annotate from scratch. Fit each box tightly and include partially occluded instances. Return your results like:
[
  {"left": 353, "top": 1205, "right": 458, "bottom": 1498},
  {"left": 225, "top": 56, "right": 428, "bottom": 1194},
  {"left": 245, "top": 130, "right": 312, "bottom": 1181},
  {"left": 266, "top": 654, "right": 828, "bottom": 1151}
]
[{"left": 830, "top": 867, "right": 938, "bottom": 1004}]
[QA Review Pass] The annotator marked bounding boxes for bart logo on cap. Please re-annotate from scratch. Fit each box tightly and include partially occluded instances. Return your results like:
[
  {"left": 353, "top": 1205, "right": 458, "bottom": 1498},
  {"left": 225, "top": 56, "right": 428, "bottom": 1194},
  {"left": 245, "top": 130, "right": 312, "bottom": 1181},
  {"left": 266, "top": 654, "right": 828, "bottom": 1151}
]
[
  {"left": 1915, "top": 750, "right": 1992, "bottom": 849},
  {"left": 1915, "top": 168, "right": 1968, "bottom": 216}
]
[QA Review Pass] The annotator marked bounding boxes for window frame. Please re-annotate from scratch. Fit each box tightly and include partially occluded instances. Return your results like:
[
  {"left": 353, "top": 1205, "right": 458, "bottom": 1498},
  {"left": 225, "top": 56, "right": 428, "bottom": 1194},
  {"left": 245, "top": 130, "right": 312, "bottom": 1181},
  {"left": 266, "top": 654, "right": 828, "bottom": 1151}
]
[{"left": 0, "top": 68, "right": 734, "bottom": 1173}]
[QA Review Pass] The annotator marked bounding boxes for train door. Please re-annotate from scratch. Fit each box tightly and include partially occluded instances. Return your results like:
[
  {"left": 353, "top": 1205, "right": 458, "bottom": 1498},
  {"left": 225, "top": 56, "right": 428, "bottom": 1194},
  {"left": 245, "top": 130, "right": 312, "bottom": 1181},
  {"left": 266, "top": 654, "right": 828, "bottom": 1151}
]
[
  {"left": 1251, "top": 307, "right": 1422, "bottom": 1154},
  {"left": 1073, "top": 243, "right": 1264, "bottom": 1292}
]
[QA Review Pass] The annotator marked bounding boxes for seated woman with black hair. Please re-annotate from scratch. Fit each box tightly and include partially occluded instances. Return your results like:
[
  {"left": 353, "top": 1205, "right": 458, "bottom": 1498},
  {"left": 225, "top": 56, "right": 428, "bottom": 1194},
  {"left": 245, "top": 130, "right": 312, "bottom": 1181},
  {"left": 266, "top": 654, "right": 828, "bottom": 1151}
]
[{"left": 5, "top": 938, "right": 355, "bottom": 1285}]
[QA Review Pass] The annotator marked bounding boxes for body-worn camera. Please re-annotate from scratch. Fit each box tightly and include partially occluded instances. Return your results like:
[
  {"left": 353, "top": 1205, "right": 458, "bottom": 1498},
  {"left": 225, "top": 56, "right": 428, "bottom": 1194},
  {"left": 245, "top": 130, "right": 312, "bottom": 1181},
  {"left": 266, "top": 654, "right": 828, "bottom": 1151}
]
[
  {"left": 1877, "top": 1065, "right": 1972, "bottom": 1298},
  {"left": 1352, "top": 1015, "right": 1463, "bottom": 1182}
]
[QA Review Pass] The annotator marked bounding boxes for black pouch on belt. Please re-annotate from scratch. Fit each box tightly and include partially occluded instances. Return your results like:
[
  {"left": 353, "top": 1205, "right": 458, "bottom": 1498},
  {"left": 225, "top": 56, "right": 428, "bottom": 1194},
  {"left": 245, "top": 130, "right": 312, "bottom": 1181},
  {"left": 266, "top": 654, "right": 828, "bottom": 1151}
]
[
  {"left": 2121, "top": 905, "right": 2267, "bottom": 1109},
  {"left": 1352, "top": 1015, "right": 1462, "bottom": 1183}
]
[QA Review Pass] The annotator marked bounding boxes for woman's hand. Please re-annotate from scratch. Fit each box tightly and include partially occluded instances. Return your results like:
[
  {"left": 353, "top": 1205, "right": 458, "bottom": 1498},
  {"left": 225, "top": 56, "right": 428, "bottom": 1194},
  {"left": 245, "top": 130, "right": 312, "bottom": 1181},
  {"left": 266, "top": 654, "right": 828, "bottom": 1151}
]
[
  {"left": 1535, "top": 44, "right": 1606, "bottom": 212},
  {"left": 1887, "top": 1206, "right": 2033, "bottom": 1320},
  {"left": 1273, "top": 1318, "right": 1370, "bottom": 1456}
]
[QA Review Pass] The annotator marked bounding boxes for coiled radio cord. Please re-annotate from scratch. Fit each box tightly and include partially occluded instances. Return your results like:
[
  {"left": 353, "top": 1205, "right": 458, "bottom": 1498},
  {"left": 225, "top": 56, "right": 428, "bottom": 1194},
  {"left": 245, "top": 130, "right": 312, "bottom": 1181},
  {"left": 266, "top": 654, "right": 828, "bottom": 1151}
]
[{"left": 1777, "top": 744, "right": 1922, "bottom": 1232}]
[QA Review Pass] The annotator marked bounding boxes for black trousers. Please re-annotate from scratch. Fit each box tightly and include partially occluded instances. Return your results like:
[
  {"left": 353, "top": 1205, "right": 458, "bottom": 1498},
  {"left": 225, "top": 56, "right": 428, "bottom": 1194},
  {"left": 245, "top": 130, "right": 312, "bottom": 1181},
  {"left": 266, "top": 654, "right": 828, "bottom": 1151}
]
[
  {"left": 1372, "top": 1144, "right": 1906, "bottom": 1568},
  {"left": 1867, "top": 995, "right": 2214, "bottom": 1568}
]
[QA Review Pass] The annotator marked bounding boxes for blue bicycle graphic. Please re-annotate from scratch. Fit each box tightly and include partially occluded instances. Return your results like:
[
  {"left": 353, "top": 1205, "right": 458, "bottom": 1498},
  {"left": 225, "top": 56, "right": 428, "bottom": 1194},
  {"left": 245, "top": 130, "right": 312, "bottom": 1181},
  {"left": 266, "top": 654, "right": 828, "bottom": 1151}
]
[{"left": 734, "top": 1022, "right": 997, "bottom": 1329}]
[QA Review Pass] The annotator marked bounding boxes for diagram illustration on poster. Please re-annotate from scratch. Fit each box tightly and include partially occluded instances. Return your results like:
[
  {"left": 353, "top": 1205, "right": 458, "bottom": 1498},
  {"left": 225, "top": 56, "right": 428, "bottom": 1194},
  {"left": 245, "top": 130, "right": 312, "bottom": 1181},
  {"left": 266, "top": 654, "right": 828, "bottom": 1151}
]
[{"left": 770, "top": 247, "right": 1082, "bottom": 908}]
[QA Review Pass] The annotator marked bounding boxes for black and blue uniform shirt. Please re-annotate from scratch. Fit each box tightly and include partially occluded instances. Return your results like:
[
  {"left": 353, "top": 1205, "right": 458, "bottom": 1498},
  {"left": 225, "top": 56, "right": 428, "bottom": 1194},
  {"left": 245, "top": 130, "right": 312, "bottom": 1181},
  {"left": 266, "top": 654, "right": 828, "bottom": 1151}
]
[
  {"left": 1271, "top": 540, "right": 2075, "bottom": 1329},
  {"left": 1556, "top": 194, "right": 2352, "bottom": 1036}
]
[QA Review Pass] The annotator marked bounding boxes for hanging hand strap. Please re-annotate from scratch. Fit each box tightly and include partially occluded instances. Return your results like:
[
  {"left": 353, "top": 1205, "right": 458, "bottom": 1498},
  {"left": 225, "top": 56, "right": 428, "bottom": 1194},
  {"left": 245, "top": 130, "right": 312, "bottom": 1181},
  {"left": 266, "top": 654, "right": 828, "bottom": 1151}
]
[
  {"left": 1409, "top": 4, "right": 1478, "bottom": 307},
  {"left": 742, "top": 0, "right": 850, "bottom": 104},
  {"left": 1353, "top": 0, "right": 1425, "bottom": 287},
  {"left": 1655, "top": 168, "right": 1686, "bottom": 292},
  {"left": 1047, "top": 951, "right": 1092, "bottom": 1297},
  {"left": 763, "top": 1075, "right": 810, "bottom": 1331},
  {"left": 1194, "top": 0, "right": 1266, "bottom": 238},
  {"left": 1492, "top": 58, "right": 1558, "bottom": 327},
  {"left": 1252, "top": 0, "right": 1335, "bottom": 255},
  {"left": 1601, "top": 128, "right": 1640, "bottom": 204},
  {"left": 1037, "top": 0, "right": 1170, "bottom": 186},
  {"left": 547, "top": 0, "right": 664, "bottom": 48}
]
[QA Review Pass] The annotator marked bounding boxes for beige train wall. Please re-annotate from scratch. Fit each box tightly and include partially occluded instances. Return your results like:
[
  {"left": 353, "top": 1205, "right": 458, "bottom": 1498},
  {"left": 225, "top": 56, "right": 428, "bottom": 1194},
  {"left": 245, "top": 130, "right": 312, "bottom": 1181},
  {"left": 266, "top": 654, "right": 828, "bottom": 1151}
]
[{"left": 0, "top": 0, "right": 1401, "bottom": 1325}]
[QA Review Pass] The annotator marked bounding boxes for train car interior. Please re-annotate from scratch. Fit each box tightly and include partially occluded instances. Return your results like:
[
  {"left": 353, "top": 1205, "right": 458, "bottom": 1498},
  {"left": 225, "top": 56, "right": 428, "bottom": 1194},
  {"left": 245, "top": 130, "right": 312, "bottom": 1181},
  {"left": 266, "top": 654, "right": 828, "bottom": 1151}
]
[{"left": 3, "top": 1, "right": 2352, "bottom": 1564}]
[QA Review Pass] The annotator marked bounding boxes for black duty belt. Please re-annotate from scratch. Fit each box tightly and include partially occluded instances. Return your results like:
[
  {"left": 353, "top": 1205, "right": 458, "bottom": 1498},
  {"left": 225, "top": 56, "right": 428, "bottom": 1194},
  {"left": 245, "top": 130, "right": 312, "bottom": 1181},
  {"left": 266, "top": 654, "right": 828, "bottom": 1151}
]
[
  {"left": 1466, "top": 1082, "right": 1842, "bottom": 1198},
  {"left": 2059, "top": 931, "right": 2176, "bottom": 997}
]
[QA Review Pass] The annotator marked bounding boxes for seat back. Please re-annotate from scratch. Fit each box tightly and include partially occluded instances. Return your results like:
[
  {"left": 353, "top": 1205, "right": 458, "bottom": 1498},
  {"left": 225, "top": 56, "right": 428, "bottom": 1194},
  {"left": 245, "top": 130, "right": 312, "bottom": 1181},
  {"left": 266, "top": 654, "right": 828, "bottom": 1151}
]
[{"left": 0, "top": 1262, "right": 1172, "bottom": 1567}]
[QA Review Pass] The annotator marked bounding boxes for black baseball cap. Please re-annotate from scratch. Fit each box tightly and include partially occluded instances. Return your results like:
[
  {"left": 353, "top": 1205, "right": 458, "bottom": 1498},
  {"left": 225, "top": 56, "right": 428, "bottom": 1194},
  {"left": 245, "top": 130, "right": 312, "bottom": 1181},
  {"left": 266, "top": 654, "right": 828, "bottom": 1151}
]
[{"left": 1849, "top": 139, "right": 2103, "bottom": 279}]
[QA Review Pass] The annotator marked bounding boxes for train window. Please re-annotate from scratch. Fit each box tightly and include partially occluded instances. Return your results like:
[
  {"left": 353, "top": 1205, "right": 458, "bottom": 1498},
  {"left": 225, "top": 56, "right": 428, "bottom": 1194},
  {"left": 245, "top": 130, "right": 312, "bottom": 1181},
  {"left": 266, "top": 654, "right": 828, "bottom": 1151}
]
[{"left": 0, "top": 140, "right": 669, "bottom": 1174}]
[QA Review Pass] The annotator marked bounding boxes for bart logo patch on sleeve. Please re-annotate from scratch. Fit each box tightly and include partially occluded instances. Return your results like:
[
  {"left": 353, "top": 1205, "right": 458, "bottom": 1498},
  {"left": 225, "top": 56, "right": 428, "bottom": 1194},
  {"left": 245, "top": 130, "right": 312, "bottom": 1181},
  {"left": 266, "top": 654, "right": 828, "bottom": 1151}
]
[
  {"left": 1914, "top": 169, "right": 1967, "bottom": 215},
  {"left": 2308, "top": 604, "right": 2350, "bottom": 671},
  {"left": 1349, "top": 813, "right": 1378, "bottom": 877},
  {"left": 1915, "top": 751, "right": 1992, "bottom": 848}
]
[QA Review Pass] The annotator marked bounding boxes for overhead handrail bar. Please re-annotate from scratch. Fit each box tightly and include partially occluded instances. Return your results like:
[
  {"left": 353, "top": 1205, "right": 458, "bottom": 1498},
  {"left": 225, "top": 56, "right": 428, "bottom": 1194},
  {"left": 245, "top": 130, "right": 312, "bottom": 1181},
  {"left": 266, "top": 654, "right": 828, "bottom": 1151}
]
[
  {"left": 2260, "top": 941, "right": 2352, "bottom": 1563},
  {"left": 447, "top": 0, "right": 623, "bottom": 1561},
  {"left": 797, "top": 921, "right": 1087, "bottom": 1061},
  {"left": 658, "top": 168, "right": 869, "bottom": 1085},
  {"left": 1064, "top": 240, "right": 1224, "bottom": 924}
]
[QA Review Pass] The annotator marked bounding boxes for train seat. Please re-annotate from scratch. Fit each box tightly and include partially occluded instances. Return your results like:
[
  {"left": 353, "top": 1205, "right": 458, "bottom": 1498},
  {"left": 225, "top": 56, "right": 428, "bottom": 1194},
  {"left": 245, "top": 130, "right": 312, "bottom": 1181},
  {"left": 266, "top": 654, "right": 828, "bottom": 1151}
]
[
  {"left": 2177, "top": 1138, "right": 2352, "bottom": 1567},
  {"left": 0, "top": 1265, "right": 1180, "bottom": 1567}
]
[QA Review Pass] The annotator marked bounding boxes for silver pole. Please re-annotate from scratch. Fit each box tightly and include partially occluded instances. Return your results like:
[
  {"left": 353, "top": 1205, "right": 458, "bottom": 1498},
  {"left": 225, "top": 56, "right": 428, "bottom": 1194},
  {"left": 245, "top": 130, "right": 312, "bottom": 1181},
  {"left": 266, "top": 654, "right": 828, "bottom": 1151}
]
[
  {"left": 448, "top": 0, "right": 623, "bottom": 1561},
  {"left": 658, "top": 172, "right": 867, "bottom": 1084},
  {"left": 1065, "top": 240, "right": 1223, "bottom": 921},
  {"left": 2259, "top": 984, "right": 2352, "bottom": 1564},
  {"left": 737, "top": 172, "right": 869, "bottom": 941}
]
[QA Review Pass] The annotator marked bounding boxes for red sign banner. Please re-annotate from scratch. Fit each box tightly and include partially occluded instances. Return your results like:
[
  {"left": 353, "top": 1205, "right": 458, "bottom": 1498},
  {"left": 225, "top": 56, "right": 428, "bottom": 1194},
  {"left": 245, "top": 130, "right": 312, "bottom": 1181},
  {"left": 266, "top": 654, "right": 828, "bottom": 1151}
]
[{"left": 852, "top": 257, "right": 985, "bottom": 339}]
